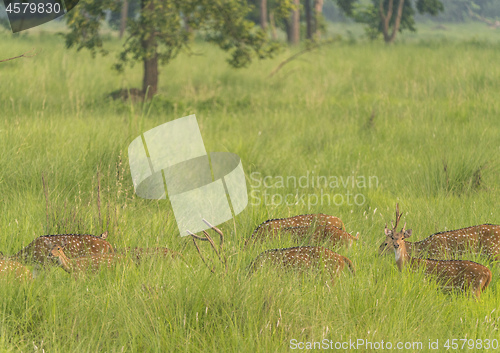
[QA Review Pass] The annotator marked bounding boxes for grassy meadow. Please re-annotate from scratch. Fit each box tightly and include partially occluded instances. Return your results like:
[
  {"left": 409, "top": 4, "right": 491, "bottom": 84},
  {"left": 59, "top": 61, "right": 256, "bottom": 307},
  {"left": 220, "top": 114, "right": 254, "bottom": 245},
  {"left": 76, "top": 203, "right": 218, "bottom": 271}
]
[{"left": 1, "top": 22, "right": 500, "bottom": 352}]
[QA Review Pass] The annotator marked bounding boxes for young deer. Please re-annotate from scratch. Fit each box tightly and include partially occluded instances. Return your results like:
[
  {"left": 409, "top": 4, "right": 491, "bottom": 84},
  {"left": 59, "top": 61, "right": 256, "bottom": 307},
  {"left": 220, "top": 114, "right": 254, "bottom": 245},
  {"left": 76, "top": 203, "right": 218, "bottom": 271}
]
[
  {"left": 0, "top": 259, "right": 32, "bottom": 281},
  {"left": 385, "top": 205, "right": 492, "bottom": 298},
  {"left": 248, "top": 246, "right": 355, "bottom": 284},
  {"left": 245, "top": 214, "right": 358, "bottom": 248},
  {"left": 13, "top": 233, "right": 115, "bottom": 266},
  {"left": 48, "top": 244, "right": 131, "bottom": 275},
  {"left": 379, "top": 207, "right": 500, "bottom": 262}
]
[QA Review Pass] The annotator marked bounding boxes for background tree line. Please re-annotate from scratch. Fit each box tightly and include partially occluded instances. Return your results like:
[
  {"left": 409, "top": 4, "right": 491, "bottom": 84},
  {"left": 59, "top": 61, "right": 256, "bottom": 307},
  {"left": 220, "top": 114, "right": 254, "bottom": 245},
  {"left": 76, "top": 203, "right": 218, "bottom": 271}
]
[{"left": 2, "top": 0, "right": 498, "bottom": 97}]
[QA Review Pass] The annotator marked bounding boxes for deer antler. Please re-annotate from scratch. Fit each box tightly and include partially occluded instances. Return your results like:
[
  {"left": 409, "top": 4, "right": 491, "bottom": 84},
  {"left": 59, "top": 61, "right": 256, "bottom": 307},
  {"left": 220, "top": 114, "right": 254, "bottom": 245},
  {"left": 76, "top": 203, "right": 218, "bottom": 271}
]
[
  {"left": 187, "top": 219, "right": 228, "bottom": 274},
  {"left": 188, "top": 229, "right": 216, "bottom": 274},
  {"left": 393, "top": 203, "right": 402, "bottom": 231},
  {"left": 202, "top": 219, "right": 225, "bottom": 255}
]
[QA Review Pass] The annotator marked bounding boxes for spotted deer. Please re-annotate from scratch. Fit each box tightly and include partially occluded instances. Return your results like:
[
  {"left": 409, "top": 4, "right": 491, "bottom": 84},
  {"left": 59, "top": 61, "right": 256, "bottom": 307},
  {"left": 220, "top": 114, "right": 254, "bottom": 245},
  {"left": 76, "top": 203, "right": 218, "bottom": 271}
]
[
  {"left": 115, "top": 247, "right": 183, "bottom": 265},
  {"left": 385, "top": 205, "right": 492, "bottom": 298},
  {"left": 379, "top": 206, "right": 500, "bottom": 261},
  {"left": 48, "top": 243, "right": 132, "bottom": 275},
  {"left": 248, "top": 246, "right": 355, "bottom": 284},
  {"left": 245, "top": 214, "right": 358, "bottom": 248},
  {"left": 0, "top": 259, "right": 32, "bottom": 281},
  {"left": 13, "top": 233, "right": 114, "bottom": 266}
]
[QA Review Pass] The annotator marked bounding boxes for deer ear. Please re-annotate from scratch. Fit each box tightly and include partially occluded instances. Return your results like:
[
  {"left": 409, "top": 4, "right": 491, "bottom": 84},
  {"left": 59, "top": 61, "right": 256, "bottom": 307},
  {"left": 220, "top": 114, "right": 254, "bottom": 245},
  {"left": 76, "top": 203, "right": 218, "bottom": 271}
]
[
  {"left": 404, "top": 229, "right": 412, "bottom": 238},
  {"left": 384, "top": 227, "right": 392, "bottom": 236}
]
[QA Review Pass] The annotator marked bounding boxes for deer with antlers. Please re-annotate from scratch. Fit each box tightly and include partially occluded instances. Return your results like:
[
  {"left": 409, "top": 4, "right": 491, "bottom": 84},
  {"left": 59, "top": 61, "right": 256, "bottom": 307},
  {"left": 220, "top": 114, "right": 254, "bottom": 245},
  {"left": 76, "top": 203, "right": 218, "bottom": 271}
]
[
  {"left": 385, "top": 204, "right": 492, "bottom": 298},
  {"left": 13, "top": 232, "right": 114, "bottom": 267},
  {"left": 248, "top": 246, "right": 355, "bottom": 284},
  {"left": 379, "top": 208, "right": 500, "bottom": 262},
  {"left": 245, "top": 214, "right": 359, "bottom": 248},
  {"left": 48, "top": 243, "right": 132, "bottom": 276}
]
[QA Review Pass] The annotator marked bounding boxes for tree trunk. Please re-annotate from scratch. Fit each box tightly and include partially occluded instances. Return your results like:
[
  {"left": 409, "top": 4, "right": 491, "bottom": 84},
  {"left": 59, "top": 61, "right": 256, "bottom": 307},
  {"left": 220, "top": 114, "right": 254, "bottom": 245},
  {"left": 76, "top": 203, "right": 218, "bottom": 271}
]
[
  {"left": 260, "top": 0, "right": 267, "bottom": 30},
  {"left": 269, "top": 12, "right": 277, "bottom": 40},
  {"left": 379, "top": 0, "right": 404, "bottom": 43},
  {"left": 313, "top": 0, "right": 323, "bottom": 39},
  {"left": 379, "top": 0, "right": 393, "bottom": 43},
  {"left": 389, "top": 0, "right": 405, "bottom": 43},
  {"left": 141, "top": 0, "right": 158, "bottom": 98},
  {"left": 305, "top": 0, "right": 312, "bottom": 40},
  {"left": 290, "top": 0, "right": 300, "bottom": 45},
  {"left": 143, "top": 55, "right": 158, "bottom": 99},
  {"left": 119, "top": 0, "right": 128, "bottom": 39},
  {"left": 284, "top": 18, "right": 291, "bottom": 43}
]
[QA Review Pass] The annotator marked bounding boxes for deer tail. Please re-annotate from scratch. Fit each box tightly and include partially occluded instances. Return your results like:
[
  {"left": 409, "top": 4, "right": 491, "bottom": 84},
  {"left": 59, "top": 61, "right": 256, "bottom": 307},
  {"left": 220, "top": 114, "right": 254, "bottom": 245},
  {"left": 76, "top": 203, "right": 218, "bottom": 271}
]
[
  {"left": 343, "top": 256, "right": 355, "bottom": 276},
  {"left": 483, "top": 268, "right": 492, "bottom": 292}
]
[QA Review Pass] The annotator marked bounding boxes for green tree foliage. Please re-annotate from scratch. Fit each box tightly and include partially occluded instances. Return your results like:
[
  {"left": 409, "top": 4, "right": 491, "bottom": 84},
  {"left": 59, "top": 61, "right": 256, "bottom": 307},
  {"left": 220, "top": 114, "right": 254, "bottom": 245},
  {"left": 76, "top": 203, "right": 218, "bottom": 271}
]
[
  {"left": 336, "top": 0, "right": 444, "bottom": 42},
  {"left": 419, "top": 0, "right": 500, "bottom": 22},
  {"left": 65, "top": 0, "right": 284, "bottom": 98},
  {"left": 108, "top": 0, "right": 140, "bottom": 32}
]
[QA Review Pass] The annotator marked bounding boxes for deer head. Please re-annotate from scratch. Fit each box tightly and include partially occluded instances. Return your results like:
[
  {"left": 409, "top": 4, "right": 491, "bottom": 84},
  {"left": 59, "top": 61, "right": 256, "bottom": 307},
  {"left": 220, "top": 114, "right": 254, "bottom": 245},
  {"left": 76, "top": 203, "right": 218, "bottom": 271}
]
[
  {"left": 47, "top": 241, "right": 72, "bottom": 273},
  {"left": 379, "top": 203, "right": 412, "bottom": 255}
]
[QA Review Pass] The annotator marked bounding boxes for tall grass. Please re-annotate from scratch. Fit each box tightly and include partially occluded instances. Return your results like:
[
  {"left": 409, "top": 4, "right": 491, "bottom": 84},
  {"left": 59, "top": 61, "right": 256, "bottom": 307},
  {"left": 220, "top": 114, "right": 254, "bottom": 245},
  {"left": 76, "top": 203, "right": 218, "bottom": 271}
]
[{"left": 0, "top": 25, "right": 500, "bottom": 352}]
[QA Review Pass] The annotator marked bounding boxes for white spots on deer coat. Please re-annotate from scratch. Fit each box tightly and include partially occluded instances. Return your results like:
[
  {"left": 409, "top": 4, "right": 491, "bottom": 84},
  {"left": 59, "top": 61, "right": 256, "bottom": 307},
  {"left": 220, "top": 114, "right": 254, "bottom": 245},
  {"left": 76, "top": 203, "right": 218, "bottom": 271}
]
[
  {"left": 13, "top": 233, "right": 114, "bottom": 266},
  {"left": 246, "top": 214, "right": 358, "bottom": 248},
  {"left": 0, "top": 259, "right": 32, "bottom": 280},
  {"left": 249, "top": 246, "right": 355, "bottom": 284},
  {"left": 381, "top": 223, "right": 500, "bottom": 261}
]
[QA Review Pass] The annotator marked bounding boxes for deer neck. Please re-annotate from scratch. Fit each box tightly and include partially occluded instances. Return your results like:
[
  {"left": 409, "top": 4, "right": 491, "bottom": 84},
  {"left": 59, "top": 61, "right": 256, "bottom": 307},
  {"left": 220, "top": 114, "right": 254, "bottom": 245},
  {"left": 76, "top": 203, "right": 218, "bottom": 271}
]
[
  {"left": 57, "top": 253, "right": 73, "bottom": 273},
  {"left": 405, "top": 241, "right": 413, "bottom": 255},
  {"left": 394, "top": 243, "right": 410, "bottom": 271}
]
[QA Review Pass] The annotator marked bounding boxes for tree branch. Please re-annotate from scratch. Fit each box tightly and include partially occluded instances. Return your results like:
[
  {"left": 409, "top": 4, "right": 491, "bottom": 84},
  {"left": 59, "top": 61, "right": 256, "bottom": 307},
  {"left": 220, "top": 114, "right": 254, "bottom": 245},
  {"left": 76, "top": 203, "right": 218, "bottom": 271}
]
[
  {"left": 467, "top": 5, "right": 500, "bottom": 29},
  {"left": 268, "top": 37, "right": 339, "bottom": 78},
  {"left": 0, "top": 48, "right": 38, "bottom": 63}
]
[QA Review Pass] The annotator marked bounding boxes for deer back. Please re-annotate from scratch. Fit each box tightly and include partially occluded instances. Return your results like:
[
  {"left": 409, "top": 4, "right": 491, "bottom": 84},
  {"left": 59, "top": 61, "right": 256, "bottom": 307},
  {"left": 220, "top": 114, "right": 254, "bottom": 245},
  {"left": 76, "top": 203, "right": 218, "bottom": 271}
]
[
  {"left": 249, "top": 246, "right": 355, "bottom": 280},
  {"left": 284, "top": 226, "right": 359, "bottom": 248},
  {"left": 0, "top": 259, "right": 33, "bottom": 281},
  {"left": 49, "top": 244, "right": 131, "bottom": 274},
  {"left": 380, "top": 224, "right": 500, "bottom": 260},
  {"left": 71, "top": 253, "right": 131, "bottom": 272},
  {"left": 246, "top": 214, "right": 346, "bottom": 246},
  {"left": 409, "top": 257, "right": 492, "bottom": 296},
  {"left": 14, "top": 234, "right": 114, "bottom": 265}
]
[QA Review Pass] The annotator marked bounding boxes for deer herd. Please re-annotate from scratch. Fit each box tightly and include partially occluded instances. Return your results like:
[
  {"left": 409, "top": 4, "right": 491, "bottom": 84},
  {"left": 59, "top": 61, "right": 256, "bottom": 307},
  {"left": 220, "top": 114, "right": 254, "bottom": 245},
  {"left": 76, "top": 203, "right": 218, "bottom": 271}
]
[{"left": 0, "top": 204, "right": 498, "bottom": 299}]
